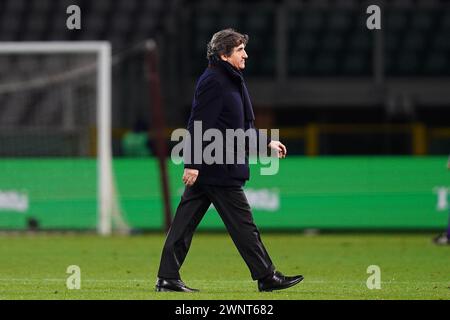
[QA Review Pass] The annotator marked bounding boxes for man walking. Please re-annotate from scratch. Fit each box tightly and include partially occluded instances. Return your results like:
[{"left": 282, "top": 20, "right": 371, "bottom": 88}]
[{"left": 156, "top": 29, "right": 303, "bottom": 292}]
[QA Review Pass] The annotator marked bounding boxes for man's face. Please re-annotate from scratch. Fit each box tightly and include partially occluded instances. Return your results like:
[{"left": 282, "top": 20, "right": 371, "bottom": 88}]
[{"left": 221, "top": 43, "right": 248, "bottom": 70}]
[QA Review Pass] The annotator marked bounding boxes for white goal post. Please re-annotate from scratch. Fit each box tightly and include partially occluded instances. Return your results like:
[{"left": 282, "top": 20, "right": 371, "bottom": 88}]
[{"left": 0, "top": 41, "right": 117, "bottom": 235}]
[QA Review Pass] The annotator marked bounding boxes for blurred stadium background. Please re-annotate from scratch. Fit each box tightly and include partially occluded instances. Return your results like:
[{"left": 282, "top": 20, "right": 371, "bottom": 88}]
[{"left": 0, "top": 0, "right": 449, "bottom": 234}]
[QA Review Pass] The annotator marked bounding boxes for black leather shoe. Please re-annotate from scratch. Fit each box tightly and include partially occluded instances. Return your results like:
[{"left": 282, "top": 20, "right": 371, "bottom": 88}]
[
  {"left": 258, "top": 271, "right": 304, "bottom": 292},
  {"left": 155, "top": 278, "right": 199, "bottom": 292}
]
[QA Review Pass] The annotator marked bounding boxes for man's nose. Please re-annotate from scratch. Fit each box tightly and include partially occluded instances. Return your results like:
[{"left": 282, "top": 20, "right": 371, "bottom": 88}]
[{"left": 243, "top": 50, "right": 248, "bottom": 59}]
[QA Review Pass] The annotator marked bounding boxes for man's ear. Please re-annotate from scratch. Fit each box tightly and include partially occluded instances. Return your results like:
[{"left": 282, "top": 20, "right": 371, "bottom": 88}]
[{"left": 220, "top": 54, "right": 228, "bottom": 61}]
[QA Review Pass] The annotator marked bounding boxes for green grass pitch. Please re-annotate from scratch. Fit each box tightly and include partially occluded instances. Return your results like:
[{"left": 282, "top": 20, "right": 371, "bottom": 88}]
[{"left": 0, "top": 232, "right": 448, "bottom": 299}]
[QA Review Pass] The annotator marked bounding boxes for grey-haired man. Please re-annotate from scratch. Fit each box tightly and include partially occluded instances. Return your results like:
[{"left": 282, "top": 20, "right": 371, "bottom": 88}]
[{"left": 156, "top": 29, "right": 303, "bottom": 292}]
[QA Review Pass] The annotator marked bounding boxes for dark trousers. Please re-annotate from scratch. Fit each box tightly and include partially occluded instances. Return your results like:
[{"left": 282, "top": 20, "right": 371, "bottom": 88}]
[{"left": 157, "top": 183, "right": 275, "bottom": 281}]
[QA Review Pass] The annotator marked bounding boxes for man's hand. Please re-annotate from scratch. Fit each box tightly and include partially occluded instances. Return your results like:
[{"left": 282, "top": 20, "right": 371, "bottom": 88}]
[
  {"left": 268, "top": 141, "right": 287, "bottom": 158},
  {"left": 183, "top": 168, "right": 199, "bottom": 186}
]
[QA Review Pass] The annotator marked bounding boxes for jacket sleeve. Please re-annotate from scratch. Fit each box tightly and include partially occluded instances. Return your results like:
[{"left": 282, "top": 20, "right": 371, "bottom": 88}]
[
  {"left": 256, "top": 127, "right": 271, "bottom": 147},
  {"left": 243, "top": 121, "right": 271, "bottom": 159},
  {"left": 246, "top": 121, "right": 271, "bottom": 151},
  {"left": 184, "top": 77, "right": 223, "bottom": 170}
]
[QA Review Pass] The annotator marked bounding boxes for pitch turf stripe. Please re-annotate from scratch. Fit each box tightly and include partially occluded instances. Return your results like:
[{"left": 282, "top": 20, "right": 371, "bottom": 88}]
[{"left": 0, "top": 278, "right": 448, "bottom": 284}]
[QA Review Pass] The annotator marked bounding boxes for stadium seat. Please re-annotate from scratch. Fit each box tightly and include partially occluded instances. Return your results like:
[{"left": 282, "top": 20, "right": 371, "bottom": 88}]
[
  {"left": 197, "top": 15, "right": 217, "bottom": 33},
  {"left": 321, "top": 32, "right": 345, "bottom": 52},
  {"left": 385, "top": 32, "right": 400, "bottom": 53},
  {"left": 392, "top": 0, "right": 414, "bottom": 8},
  {"left": 314, "top": 53, "right": 337, "bottom": 74},
  {"left": 385, "top": 11, "right": 408, "bottom": 31},
  {"left": 403, "top": 32, "right": 426, "bottom": 51},
  {"left": 84, "top": 14, "right": 106, "bottom": 37},
  {"left": 110, "top": 13, "right": 132, "bottom": 34},
  {"left": 308, "top": 0, "right": 332, "bottom": 8},
  {"left": 219, "top": 14, "right": 240, "bottom": 30},
  {"left": 301, "top": 11, "right": 324, "bottom": 32},
  {"left": 0, "top": 0, "right": 447, "bottom": 79},
  {"left": 349, "top": 31, "right": 373, "bottom": 52},
  {"left": 432, "top": 32, "right": 450, "bottom": 50},
  {"left": 410, "top": 11, "right": 434, "bottom": 31},
  {"left": 135, "top": 11, "right": 159, "bottom": 32},
  {"left": 441, "top": 11, "right": 450, "bottom": 30},
  {"left": 343, "top": 53, "right": 367, "bottom": 75},
  {"left": 141, "top": 0, "right": 165, "bottom": 12},
  {"left": 90, "top": 0, "right": 111, "bottom": 14},
  {"left": 1, "top": 14, "right": 21, "bottom": 33},
  {"left": 244, "top": 13, "right": 268, "bottom": 31},
  {"left": 289, "top": 55, "right": 311, "bottom": 76},
  {"left": 116, "top": 0, "right": 138, "bottom": 14},
  {"left": 4, "top": 0, "right": 26, "bottom": 14},
  {"left": 294, "top": 33, "right": 318, "bottom": 52},
  {"left": 423, "top": 52, "right": 447, "bottom": 75},
  {"left": 416, "top": 0, "right": 440, "bottom": 7},
  {"left": 396, "top": 52, "right": 420, "bottom": 74},
  {"left": 26, "top": 16, "right": 48, "bottom": 34},
  {"left": 30, "top": 0, "right": 52, "bottom": 13},
  {"left": 327, "top": 10, "right": 352, "bottom": 32}
]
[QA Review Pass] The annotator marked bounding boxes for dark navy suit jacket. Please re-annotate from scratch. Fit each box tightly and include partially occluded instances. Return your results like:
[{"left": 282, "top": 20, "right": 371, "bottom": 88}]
[{"left": 184, "top": 60, "right": 269, "bottom": 186}]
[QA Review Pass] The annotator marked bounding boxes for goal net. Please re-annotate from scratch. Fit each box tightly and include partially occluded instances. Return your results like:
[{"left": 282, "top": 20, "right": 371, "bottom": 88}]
[{"left": 0, "top": 42, "right": 129, "bottom": 235}]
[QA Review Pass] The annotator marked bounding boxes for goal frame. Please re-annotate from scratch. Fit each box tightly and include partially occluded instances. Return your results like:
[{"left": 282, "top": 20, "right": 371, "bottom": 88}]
[{"left": 0, "top": 41, "right": 114, "bottom": 235}]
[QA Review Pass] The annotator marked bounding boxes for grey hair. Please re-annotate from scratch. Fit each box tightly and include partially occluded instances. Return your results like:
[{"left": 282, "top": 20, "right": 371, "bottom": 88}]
[{"left": 206, "top": 28, "right": 249, "bottom": 62}]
